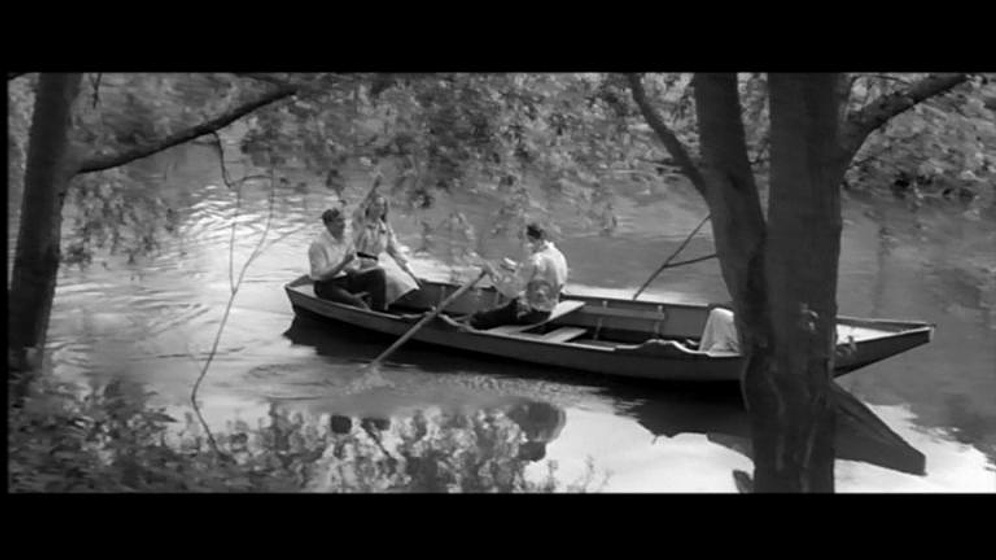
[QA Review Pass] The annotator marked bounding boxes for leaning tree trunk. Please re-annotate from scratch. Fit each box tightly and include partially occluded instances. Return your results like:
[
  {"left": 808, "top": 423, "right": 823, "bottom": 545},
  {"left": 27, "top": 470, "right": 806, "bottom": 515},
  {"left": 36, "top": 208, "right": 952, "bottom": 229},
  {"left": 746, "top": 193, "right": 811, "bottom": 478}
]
[
  {"left": 754, "top": 73, "right": 848, "bottom": 492},
  {"left": 635, "top": 71, "right": 966, "bottom": 492},
  {"left": 8, "top": 73, "right": 83, "bottom": 379},
  {"left": 694, "top": 73, "right": 847, "bottom": 492},
  {"left": 691, "top": 73, "right": 772, "bottom": 397}
]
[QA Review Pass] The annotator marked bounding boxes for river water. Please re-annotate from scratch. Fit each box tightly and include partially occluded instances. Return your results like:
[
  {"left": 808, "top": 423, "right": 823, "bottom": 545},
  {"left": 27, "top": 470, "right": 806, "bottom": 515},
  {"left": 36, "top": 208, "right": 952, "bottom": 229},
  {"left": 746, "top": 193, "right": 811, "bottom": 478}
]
[{"left": 12, "top": 143, "right": 996, "bottom": 492}]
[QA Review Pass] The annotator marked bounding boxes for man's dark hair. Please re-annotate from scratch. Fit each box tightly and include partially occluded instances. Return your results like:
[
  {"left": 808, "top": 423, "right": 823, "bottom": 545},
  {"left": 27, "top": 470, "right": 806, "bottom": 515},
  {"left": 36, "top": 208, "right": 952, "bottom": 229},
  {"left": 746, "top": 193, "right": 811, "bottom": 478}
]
[
  {"left": 322, "top": 208, "right": 343, "bottom": 224},
  {"left": 525, "top": 222, "right": 546, "bottom": 241}
]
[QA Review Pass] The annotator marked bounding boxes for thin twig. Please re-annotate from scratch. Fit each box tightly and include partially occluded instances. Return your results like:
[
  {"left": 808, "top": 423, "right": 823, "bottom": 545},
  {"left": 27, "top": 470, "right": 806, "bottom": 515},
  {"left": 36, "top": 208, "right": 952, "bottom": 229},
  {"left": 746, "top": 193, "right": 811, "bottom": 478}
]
[
  {"left": 229, "top": 188, "right": 240, "bottom": 293},
  {"left": 261, "top": 224, "right": 311, "bottom": 253},
  {"left": 657, "top": 252, "right": 717, "bottom": 269},
  {"left": 215, "top": 132, "right": 241, "bottom": 293},
  {"left": 90, "top": 73, "right": 103, "bottom": 109},
  {"left": 211, "top": 131, "right": 235, "bottom": 188},
  {"left": 189, "top": 165, "right": 280, "bottom": 459},
  {"left": 209, "top": 131, "right": 266, "bottom": 292},
  {"left": 632, "top": 214, "right": 712, "bottom": 300}
]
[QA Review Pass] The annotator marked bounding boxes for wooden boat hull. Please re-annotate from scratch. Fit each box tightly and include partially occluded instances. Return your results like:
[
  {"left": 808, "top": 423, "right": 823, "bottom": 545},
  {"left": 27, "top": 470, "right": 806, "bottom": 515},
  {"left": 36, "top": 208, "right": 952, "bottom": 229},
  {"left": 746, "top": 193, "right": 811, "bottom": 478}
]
[{"left": 285, "top": 275, "right": 933, "bottom": 383}]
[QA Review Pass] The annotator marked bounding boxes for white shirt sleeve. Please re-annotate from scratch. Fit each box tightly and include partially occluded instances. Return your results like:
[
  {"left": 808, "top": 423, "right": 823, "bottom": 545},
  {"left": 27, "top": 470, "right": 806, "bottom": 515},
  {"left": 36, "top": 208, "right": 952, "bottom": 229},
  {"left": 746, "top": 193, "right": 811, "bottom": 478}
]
[{"left": 309, "top": 242, "right": 328, "bottom": 280}]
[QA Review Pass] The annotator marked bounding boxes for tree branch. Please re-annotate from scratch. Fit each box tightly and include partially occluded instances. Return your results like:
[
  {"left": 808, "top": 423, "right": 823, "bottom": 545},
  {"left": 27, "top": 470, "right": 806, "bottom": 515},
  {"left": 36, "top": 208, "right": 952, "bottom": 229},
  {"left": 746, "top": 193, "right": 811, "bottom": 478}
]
[
  {"left": 836, "top": 74, "right": 858, "bottom": 125},
  {"left": 234, "top": 72, "right": 365, "bottom": 98},
  {"left": 90, "top": 73, "right": 103, "bottom": 108},
  {"left": 863, "top": 74, "right": 914, "bottom": 85},
  {"left": 77, "top": 84, "right": 298, "bottom": 174},
  {"left": 234, "top": 72, "right": 294, "bottom": 87},
  {"left": 624, "top": 73, "right": 707, "bottom": 197},
  {"left": 840, "top": 73, "right": 970, "bottom": 158}
]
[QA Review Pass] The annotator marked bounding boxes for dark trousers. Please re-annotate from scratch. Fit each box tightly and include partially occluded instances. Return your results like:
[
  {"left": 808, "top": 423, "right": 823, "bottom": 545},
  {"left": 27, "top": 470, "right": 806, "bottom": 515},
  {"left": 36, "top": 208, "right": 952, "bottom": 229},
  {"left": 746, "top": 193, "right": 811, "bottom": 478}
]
[
  {"left": 314, "top": 268, "right": 387, "bottom": 311},
  {"left": 469, "top": 298, "right": 551, "bottom": 330}
]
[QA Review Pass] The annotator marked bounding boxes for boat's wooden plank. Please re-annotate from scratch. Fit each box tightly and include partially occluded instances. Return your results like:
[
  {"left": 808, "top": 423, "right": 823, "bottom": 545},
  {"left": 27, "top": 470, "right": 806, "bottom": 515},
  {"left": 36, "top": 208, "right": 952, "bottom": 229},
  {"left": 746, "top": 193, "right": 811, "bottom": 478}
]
[
  {"left": 490, "top": 326, "right": 589, "bottom": 343},
  {"left": 541, "top": 326, "right": 588, "bottom": 343},
  {"left": 485, "top": 300, "right": 586, "bottom": 335},
  {"left": 285, "top": 274, "right": 933, "bottom": 381},
  {"left": 584, "top": 306, "right": 669, "bottom": 322},
  {"left": 571, "top": 338, "right": 620, "bottom": 348},
  {"left": 836, "top": 324, "right": 891, "bottom": 342}
]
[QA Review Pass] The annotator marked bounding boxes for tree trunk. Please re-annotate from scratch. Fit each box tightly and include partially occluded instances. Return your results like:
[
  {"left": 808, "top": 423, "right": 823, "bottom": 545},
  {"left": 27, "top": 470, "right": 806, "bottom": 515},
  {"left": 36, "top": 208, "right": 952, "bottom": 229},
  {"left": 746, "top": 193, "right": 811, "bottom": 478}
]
[
  {"left": 8, "top": 73, "right": 83, "bottom": 378},
  {"left": 693, "top": 73, "right": 848, "bottom": 492},
  {"left": 635, "top": 72, "right": 966, "bottom": 492},
  {"left": 691, "top": 73, "right": 785, "bottom": 491},
  {"left": 692, "top": 74, "right": 771, "bottom": 372},
  {"left": 754, "top": 73, "right": 847, "bottom": 492}
]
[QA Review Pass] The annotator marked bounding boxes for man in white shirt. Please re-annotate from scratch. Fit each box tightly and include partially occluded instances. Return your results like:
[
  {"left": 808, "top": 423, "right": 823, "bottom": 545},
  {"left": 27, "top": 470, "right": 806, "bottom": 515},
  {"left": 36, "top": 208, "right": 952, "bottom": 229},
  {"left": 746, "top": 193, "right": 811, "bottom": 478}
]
[
  {"left": 462, "top": 222, "right": 569, "bottom": 330},
  {"left": 309, "top": 208, "right": 387, "bottom": 311}
]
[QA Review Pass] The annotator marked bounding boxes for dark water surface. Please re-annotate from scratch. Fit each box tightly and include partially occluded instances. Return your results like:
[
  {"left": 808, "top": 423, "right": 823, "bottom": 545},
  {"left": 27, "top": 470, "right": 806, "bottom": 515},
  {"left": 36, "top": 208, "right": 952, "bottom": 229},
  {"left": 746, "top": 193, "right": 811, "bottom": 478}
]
[{"left": 13, "top": 143, "right": 996, "bottom": 492}]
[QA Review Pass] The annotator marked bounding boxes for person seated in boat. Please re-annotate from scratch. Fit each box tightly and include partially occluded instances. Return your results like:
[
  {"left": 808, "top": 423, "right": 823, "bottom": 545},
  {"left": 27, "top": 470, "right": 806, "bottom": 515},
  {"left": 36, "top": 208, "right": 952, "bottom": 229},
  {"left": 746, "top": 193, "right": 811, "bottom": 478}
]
[
  {"left": 309, "top": 208, "right": 388, "bottom": 312},
  {"left": 697, "top": 305, "right": 739, "bottom": 353},
  {"left": 450, "top": 222, "right": 569, "bottom": 331},
  {"left": 352, "top": 193, "right": 429, "bottom": 310},
  {"left": 663, "top": 304, "right": 739, "bottom": 354}
]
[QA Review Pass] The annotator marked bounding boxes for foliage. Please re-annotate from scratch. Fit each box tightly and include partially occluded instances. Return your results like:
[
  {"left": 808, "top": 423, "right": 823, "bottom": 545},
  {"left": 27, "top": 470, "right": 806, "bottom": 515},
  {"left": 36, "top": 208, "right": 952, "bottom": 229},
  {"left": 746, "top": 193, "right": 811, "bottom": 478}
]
[
  {"left": 8, "top": 376, "right": 607, "bottom": 493},
  {"left": 11, "top": 71, "right": 992, "bottom": 273},
  {"left": 844, "top": 74, "right": 996, "bottom": 215},
  {"left": 238, "top": 73, "right": 665, "bottom": 246},
  {"left": 60, "top": 169, "right": 174, "bottom": 267}
]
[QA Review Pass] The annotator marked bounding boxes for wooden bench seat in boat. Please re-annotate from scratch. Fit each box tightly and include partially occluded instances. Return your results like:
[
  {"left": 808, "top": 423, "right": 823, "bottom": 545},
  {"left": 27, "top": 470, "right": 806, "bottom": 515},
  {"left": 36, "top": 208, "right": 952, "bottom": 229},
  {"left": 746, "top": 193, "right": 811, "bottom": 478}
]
[
  {"left": 485, "top": 300, "right": 586, "bottom": 336},
  {"left": 486, "top": 325, "right": 589, "bottom": 344},
  {"left": 585, "top": 306, "right": 669, "bottom": 322}
]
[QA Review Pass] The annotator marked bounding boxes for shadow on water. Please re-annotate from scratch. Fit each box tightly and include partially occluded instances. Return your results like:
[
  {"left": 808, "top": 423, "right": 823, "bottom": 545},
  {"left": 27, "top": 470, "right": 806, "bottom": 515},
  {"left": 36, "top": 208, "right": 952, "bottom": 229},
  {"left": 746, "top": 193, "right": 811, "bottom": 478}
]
[
  {"left": 622, "top": 384, "right": 926, "bottom": 476},
  {"left": 281, "top": 313, "right": 927, "bottom": 478}
]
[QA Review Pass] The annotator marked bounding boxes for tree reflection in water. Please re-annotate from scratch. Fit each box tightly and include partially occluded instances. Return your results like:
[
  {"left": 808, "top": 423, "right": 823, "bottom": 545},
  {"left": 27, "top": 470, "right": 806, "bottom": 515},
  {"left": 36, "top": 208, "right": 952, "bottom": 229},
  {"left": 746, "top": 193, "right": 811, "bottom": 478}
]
[
  {"left": 8, "top": 373, "right": 605, "bottom": 492},
  {"left": 283, "top": 314, "right": 927, "bottom": 491},
  {"left": 624, "top": 382, "right": 927, "bottom": 487},
  {"left": 306, "top": 401, "right": 593, "bottom": 492}
]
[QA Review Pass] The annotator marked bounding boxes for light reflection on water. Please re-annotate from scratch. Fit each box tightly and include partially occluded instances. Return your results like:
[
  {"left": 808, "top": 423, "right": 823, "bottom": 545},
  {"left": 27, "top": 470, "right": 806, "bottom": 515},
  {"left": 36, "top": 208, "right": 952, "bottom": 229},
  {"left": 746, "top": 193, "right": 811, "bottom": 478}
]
[{"left": 14, "top": 143, "right": 996, "bottom": 491}]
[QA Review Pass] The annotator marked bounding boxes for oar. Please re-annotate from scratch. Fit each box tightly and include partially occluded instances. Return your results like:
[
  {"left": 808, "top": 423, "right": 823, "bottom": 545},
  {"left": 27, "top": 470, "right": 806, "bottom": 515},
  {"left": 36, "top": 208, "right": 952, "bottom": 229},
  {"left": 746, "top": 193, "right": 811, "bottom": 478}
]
[
  {"left": 632, "top": 213, "right": 713, "bottom": 300},
  {"left": 365, "top": 269, "right": 488, "bottom": 369}
]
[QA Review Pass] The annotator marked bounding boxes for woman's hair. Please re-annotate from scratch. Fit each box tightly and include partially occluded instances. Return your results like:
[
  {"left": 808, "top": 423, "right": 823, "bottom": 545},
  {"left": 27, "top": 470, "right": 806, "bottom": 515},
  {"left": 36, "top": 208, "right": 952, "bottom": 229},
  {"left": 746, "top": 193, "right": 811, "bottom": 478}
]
[{"left": 364, "top": 194, "right": 390, "bottom": 222}]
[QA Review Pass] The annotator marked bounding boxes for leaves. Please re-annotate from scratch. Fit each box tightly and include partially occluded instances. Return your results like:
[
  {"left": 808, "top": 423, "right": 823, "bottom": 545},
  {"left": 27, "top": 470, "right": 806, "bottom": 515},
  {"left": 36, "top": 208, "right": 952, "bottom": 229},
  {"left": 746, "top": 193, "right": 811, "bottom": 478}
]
[
  {"left": 9, "top": 373, "right": 611, "bottom": 493},
  {"left": 846, "top": 73, "right": 996, "bottom": 204}
]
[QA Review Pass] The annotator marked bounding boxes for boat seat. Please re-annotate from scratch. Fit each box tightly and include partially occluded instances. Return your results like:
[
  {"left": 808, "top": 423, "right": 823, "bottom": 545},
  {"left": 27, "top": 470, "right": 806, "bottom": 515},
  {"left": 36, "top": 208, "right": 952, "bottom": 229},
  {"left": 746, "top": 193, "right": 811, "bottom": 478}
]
[
  {"left": 486, "top": 300, "right": 586, "bottom": 335},
  {"left": 588, "top": 306, "right": 668, "bottom": 322},
  {"left": 540, "top": 326, "right": 588, "bottom": 343}
]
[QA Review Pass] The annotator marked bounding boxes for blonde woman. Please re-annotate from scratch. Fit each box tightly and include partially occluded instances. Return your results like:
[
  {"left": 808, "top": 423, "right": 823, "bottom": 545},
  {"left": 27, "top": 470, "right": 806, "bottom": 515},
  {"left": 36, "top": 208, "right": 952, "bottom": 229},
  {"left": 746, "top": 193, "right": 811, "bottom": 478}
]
[{"left": 352, "top": 193, "right": 423, "bottom": 307}]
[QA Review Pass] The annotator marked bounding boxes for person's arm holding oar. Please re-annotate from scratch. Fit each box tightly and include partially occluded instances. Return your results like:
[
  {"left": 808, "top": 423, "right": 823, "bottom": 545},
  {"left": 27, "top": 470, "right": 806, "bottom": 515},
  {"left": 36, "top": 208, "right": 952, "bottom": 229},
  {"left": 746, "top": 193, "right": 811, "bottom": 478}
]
[{"left": 385, "top": 224, "right": 422, "bottom": 289}]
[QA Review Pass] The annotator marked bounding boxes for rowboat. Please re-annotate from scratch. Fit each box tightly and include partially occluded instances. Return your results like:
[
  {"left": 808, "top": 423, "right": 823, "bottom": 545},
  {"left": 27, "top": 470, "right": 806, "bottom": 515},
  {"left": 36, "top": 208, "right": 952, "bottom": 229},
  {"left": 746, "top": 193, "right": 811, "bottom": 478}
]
[{"left": 284, "top": 275, "right": 934, "bottom": 383}]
